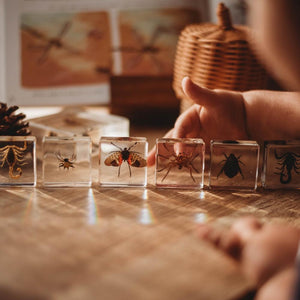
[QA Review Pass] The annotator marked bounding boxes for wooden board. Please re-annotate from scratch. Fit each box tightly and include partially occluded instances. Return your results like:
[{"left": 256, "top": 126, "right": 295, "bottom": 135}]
[{"left": 0, "top": 126, "right": 299, "bottom": 299}]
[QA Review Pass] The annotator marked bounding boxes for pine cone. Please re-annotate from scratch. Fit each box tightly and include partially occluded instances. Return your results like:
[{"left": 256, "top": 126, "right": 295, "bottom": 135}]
[{"left": 0, "top": 102, "right": 31, "bottom": 136}]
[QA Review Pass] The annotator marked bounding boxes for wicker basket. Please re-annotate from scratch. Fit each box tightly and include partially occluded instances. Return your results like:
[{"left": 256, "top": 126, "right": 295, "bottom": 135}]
[{"left": 173, "top": 3, "right": 268, "bottom": 112}]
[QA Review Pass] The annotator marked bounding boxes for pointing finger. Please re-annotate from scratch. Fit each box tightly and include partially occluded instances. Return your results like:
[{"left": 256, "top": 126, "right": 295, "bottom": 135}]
[{"left": 182, "top": 77, "right": 222, "bottom": 108}]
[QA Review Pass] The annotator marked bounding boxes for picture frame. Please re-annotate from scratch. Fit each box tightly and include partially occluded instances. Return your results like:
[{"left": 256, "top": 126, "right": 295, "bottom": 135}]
[{"left": 0, "top": 0, "right": 207, "bottom": 106}]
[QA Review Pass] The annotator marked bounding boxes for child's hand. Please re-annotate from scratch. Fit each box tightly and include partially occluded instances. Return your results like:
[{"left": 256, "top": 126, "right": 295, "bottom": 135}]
[{"left": 148, "top": 77, "right": 249, "bottom": 166}]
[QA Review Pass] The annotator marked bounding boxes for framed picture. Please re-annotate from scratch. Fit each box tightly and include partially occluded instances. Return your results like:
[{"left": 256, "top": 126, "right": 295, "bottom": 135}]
[
  {"left": 113, "top": 8, "right": 201, "bottom": 76},
  {"left": 0, "top": 0, "right": 207, "bottom": 106}
]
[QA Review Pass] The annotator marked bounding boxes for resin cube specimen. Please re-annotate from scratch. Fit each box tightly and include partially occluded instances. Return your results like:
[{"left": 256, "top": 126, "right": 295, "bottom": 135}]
[
  {"left": 155, "top": 138, "right": 205, "bottom": 189},
  {"left": 262, "top": 141, "right": 300, "bottom": 189},
  {"left": 209, "top": 140, "right": 259, "bottom": 191},
  {"left": 42, "top": 136, "right": 92, "bottom": 187},
  {"left": 0, "top": 136, "right": 36, "bottom": 186},
  {"left": 99, "top": 137, "right": 148, "bottom": 187}
]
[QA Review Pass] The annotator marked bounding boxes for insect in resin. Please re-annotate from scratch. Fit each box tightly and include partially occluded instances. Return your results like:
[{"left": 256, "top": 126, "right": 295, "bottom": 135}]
[
  {"left": 104, "top": 142, "right": 147, "bottom": 177},
  {"left": 157, "top": 144, "right": 200, "bottom": 182},
  {"left": 0, "top": 141, "right": 27, "bottom": 179},
  {"left": 217, "top": 153, "right": 245, "bottom": 179},
  {"left": 56, "top": 152, "right": 76, "bottom": 170},
  {"left": 274, "top": 150, "right": 300, "bottom": 184}
]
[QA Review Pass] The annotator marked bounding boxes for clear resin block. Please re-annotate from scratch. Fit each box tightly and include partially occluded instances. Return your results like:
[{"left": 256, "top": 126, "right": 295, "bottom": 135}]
[
  {"left": 30, "top": 122, "right": 74, "bottom": 160},
  {"left": 0, "top": 136, "right": 36, "bottom": 187},
  {"left": 262, "top": 141, "right": 300, "bottom": 189},
  {"left": 30, "top": 111, "right": 129, "bottom": 156},
  {"left": 42, "top": 136, "right": 92, "bottom": 187},
  {"left": 99, "top": 137, "right": 148, "bottom": 187},
  {"left": 209, "top": 140, "right": 259, "bottom": 191},
  {"left": 155, "top": 138, "right": 205, "bottom": 189}
]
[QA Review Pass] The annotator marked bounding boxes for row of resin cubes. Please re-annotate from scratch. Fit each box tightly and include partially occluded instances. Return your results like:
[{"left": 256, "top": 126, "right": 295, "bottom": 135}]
[
  {"left": 156, "top": 139, "right": 300, "bottom": 190},
  {"left": 0, "top": 136, "right": 300, "bottom": 190}
]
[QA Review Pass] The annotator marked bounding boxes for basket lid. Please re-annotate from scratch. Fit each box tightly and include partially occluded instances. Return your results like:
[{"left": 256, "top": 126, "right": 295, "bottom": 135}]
[{"left": 181, "top": 3, "right": 249, "bottom": 43}]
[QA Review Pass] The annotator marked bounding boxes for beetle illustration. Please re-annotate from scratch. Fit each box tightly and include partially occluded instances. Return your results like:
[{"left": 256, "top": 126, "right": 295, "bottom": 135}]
[
  {"left": 217, "top": 153, "right": 244, "bottom": 179},
  {"left": 0, "top": 141, "right": 27, "bottom": 179},
  {"left": 157, "top": 144, "right": 200, "bottom": 182},
  {"left": 56, "top": 152, "right": 76, "bottom": 170},
  {"left": 274, "top": 150, "right": 300, "bottom": 184},
  {"left": 104, "top": 142, "right": 146, "bottom": 177}
]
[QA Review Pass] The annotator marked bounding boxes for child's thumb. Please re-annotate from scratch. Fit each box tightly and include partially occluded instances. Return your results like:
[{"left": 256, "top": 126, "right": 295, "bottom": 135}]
[{"left": 182, "top": 77, "right": 220, "bottom": 107}]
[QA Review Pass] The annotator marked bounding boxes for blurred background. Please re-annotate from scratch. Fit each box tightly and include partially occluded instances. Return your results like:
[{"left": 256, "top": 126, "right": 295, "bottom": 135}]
[{"left": 1, "top": 0, "right": 279, "bottom": 132}]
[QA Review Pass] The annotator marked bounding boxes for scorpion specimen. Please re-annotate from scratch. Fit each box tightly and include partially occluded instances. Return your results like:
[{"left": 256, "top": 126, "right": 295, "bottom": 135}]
[
  {"left": 156, "top": 144, "right": 200, "bottom": 182},
  {"left": 274, "top": 150, "right": 300, "bottom": 184},
  {"left": 0, "top": 141, "right": 28, "bottom": 179}
]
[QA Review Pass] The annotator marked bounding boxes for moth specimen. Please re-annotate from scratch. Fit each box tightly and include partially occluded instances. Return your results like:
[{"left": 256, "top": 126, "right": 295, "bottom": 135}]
[{"left": 104, "top": 142, "right": 146, "bottom": 177}]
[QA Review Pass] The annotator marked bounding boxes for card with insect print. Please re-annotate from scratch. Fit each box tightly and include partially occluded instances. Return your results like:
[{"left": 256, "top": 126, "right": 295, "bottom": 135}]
[
  {"left": 262, "top": 141, "right": 300, "bottom": 189},
  {"left": 0, "top": 136, "right": 36, "bottom": 187},
  {"left": 42, "top": 136, "right": 92, "bottom": 187},
  {"left": 115, "top": 8, "right": 200, "bottom": 76},
  {"left": 209, "top": 140, "right": 260, "bottom": 191},
  {"left": 99, "top": 137, "right": 148, "bottom": 187},
  {"left": 155, "top": 138, "right": 205, "bottom": 189}
]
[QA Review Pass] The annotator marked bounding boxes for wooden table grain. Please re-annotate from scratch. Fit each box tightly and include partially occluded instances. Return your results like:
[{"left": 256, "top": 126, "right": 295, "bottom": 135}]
[{"left": 0, "top": 125, "right": 299, "bottom": 300}]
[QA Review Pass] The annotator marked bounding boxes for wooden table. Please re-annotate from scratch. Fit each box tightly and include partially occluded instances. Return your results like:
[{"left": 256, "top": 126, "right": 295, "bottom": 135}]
[{"left": 0, "top": 123, "right": 299, "bottom": 300}]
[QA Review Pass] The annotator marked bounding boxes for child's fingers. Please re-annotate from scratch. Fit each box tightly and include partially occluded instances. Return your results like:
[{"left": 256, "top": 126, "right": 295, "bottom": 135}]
[
  {"left": 172, "top": 105, "right": 201, "bottom": 138},
  {"left": 231, "top": 217, "right": 263, "bottom": 243},
  {"left": 147, "top": 146, "right": 156, "bottom": 166},
  {"left": 198, "top": 223, "right": 243, "bottom": 259},
  {"left": 182, "top": 76, "right": 221, "bottom": 108}
]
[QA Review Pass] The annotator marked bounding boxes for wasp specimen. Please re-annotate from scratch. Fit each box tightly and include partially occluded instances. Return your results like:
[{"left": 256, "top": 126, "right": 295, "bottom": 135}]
[
  {"left": 22, "top": 21, "right": 80, "bottom": 64},
  {"left": 0, "top": 141, "right": 27, "bottom": 179},
  {"left": 217, "top": 153, "right": 245, "bottom": 179},
  {"left": 274, "top": 150, "right": 300, "bottom": 184},
  {"left": 157, "top": 144, "right": 200, "bottom": 182},
  {"left": 104, "top": 142, "right": 146, "bottom": 177},
  {"left": 56, "top": 152, "right": 76, "bottom": 170}
]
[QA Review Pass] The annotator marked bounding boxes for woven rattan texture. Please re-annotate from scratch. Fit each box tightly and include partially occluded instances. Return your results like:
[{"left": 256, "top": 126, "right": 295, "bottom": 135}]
[{"left": 173, "top": 3, "right": 268, "bottom": 111}]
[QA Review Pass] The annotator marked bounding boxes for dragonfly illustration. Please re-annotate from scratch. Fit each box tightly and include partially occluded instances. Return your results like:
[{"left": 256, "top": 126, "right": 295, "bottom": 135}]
[
  {"left": 22, "top": 21, "right": 81, "bottom": 64},
  {"left": 114, "top": 26, "right": 177, "bottom": 73}
]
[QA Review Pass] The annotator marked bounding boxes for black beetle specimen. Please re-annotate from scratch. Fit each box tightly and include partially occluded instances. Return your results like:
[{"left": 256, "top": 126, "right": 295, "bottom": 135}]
[
  {"left": 217, "top": 153, "right": 244, "bottom": 179},
  {"left": 274, "top": 150, "right": 300, "bottom": 184}
]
